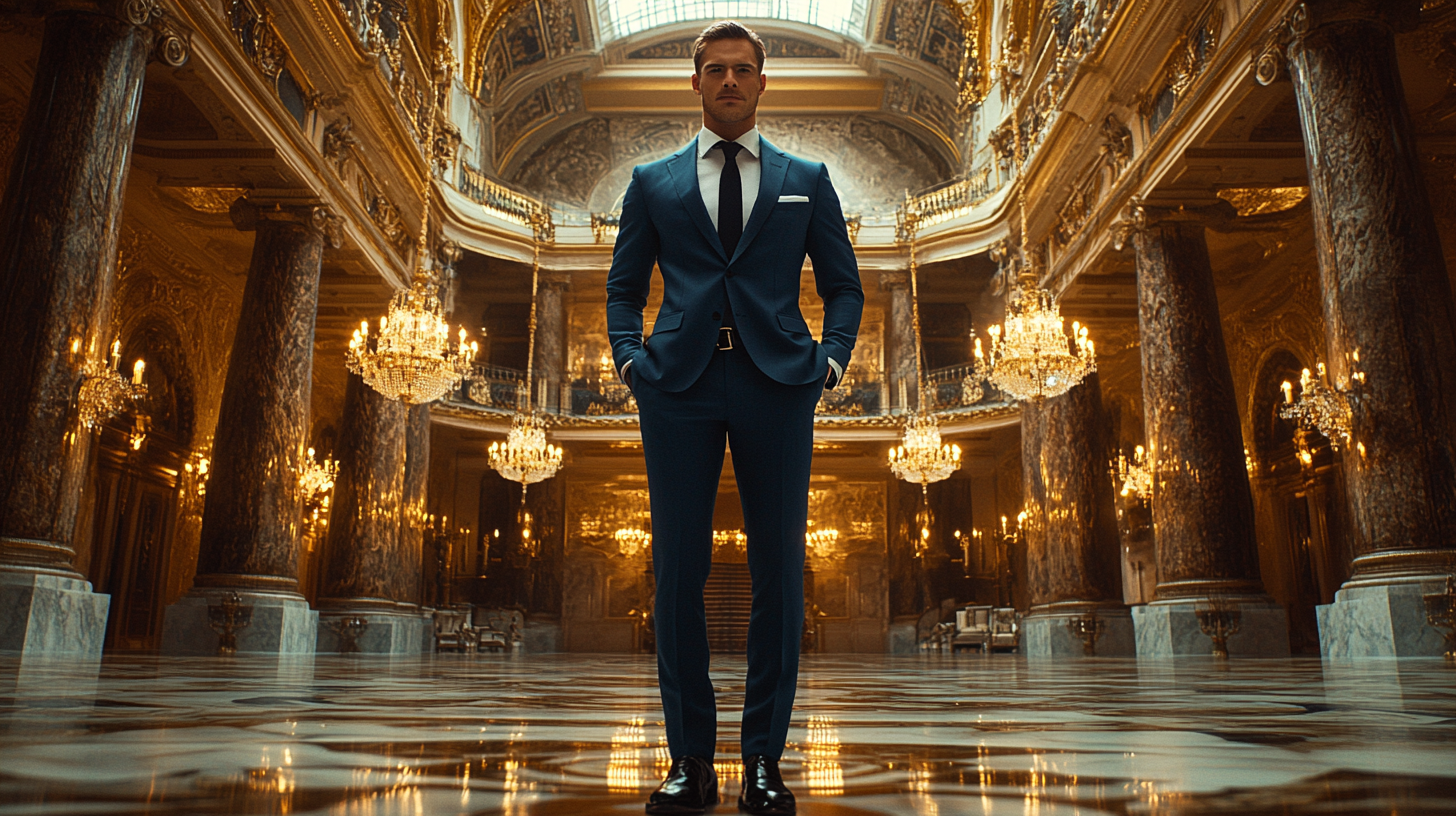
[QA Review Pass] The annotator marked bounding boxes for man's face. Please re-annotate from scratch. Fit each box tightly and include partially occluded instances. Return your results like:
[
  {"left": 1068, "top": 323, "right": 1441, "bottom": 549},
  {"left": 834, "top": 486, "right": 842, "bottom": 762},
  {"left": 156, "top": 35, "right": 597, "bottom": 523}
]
[{"left": 692, "top": 38, "right": 765, "bottom": 128}]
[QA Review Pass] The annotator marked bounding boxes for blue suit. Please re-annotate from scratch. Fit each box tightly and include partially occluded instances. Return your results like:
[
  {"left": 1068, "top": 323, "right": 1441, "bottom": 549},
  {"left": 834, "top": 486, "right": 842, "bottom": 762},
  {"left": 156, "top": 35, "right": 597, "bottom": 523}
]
[{"left": 606, "top": 135, "right": 863, "bottom": 762}]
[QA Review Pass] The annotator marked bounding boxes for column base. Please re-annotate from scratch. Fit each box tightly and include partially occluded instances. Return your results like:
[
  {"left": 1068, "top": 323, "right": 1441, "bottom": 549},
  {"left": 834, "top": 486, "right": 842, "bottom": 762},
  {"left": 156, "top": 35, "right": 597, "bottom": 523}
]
[
  {"left": 317, "top": 604, "right": 433, "bottom": 654},
  {"left": 1022, "top": 604, "right": 1135, "bottom": 657},
  {"left": 0, "top": 570, "right": 109, "bottom": 657},
  {"left": 1133, "top": 597, "right": 1290, "bottom": 657},
  {"left": 161, "top": 589, "right": 318, "bottom": 655},
  {"left": 1317, "top": 575, "right": 1453, "bottom": 657},
  {"left": 523, "top": 618, "right": 560, "bottom": 653}
]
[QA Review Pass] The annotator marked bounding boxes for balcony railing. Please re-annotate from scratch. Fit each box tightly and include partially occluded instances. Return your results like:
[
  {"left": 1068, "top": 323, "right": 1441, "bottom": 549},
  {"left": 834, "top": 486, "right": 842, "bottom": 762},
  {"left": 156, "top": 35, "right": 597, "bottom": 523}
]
[
  {"left": 447, "top": 361, "right": 1009, "bottom": 421},
  {"left": 896, "top": 166, "right": 997, "bottom": 240},
  {"left": 458, "top": 165, "right": 554, "bottom": 239}
]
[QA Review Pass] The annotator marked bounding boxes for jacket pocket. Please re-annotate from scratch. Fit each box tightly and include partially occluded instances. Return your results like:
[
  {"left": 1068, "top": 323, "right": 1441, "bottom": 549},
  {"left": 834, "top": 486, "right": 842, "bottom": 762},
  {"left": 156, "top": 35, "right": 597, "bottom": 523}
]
[
  {"left": 777, "top": 314, "right": 811, "bottom": 335},
  {"left": 651, "top": 310, "right": 684, "bottom": 333}
]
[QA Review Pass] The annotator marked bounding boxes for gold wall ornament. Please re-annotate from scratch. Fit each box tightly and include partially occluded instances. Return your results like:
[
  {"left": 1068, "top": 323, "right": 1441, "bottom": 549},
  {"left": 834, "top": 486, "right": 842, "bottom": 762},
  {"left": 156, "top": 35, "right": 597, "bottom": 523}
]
[
  {"left": 487, "top": 412, "right": 563, "bottom": 500},
  {"left": 1116, "top": 444, "right": 1152, "bottom": 499},
  {"left": 76, "top": 339, "right": 147, "bottom": 431},
  {"left": 1215, "top": 186, "right": 1309, "bottom": 217},
  {"left": 1279, "top": 357, "right": 1364, "bottom": 450},
  {"left": 347, "top": 80, "right": 480, "bottom": 404}
]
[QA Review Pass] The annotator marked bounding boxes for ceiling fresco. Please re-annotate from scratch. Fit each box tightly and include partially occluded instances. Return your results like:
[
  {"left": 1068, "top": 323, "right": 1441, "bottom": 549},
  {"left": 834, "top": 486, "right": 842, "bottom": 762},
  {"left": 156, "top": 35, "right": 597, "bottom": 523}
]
[{"left": 509, "top": 112, "right": 950, "bottom": 214}]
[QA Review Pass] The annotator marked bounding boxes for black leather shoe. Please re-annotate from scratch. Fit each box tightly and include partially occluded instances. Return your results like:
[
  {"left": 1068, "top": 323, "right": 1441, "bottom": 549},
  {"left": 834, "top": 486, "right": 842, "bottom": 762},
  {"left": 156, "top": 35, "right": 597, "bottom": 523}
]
[
  {"left": 738, "top": 754, "right": 795, "bottom": 814},
  {"left": 646, "top": 755, "right": 718, "bottom": 814}
]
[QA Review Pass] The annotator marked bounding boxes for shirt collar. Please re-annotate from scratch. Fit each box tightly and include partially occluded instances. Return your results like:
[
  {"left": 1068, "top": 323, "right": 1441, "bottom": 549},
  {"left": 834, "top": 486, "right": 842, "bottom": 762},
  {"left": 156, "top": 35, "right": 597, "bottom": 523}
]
[{"left": 697, "top": 126, "right": 760, "bottom": 160}]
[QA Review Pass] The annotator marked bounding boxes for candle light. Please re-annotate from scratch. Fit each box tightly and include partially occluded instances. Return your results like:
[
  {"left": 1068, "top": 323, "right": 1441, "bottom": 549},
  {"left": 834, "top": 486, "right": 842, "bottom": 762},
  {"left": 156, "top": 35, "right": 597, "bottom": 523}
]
[
  {"left": 1281, "top": 381, "right": 1293, "bottom": 404},
  {"left": 132, "top": 359, "right": 145, "bottom": 385}
]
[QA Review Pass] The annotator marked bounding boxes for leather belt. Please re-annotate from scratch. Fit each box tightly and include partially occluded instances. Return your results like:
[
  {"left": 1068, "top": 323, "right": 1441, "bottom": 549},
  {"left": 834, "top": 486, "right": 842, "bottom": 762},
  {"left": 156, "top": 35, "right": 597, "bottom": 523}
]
[{"left": 715, "top": 326, "right": 735, "bottom": 351}]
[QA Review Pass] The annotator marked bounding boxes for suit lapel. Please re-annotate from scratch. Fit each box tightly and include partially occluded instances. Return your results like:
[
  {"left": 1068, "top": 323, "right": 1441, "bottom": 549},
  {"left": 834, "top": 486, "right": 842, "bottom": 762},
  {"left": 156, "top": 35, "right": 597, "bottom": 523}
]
[
  {"left": 731, "top": 137, "right": 788, "bottom": 266},
  {"left": 666, "top": 141, "right": 728, "bottom": 263}
]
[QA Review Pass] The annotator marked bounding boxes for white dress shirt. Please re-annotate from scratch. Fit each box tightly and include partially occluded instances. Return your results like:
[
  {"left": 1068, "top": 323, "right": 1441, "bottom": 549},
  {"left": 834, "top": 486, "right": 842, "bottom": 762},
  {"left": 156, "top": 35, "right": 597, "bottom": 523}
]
[
  {"left": 621, "top": 126, "right": 842, "bottom": 386},
  {"left": 696, "top": 126, "right": 760, "bottom": 233}
]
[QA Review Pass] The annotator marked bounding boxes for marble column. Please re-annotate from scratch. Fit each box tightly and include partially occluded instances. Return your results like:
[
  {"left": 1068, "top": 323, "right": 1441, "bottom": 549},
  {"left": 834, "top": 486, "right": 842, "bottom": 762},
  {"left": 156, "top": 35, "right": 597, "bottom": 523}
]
[
  {"left": 160, "top": 200, "right": 340, "bottom": 655},
  {"left": 400, "top": 404, "right": 430, "bottom": 609},
  {"left": 313, "top": 374, "right": 429, "bottom": 653},
  {"left": 879, "top": 271, "right": 917, "bottom": 413},
  {"left": 0, "top": 4, "right": 178, "bottom": 657},
  {"left": 1019, "top": 374, "right": 1134, "bottom": 656},
  {"left": 1282, "top": 0, "right": 1456, "bottom": 656},
  {"left": 534, "top": 271, "right": 569, "bottom": 413},
  {"left": 1128, "top": 214, "right": 1289, "bottom": 657}
]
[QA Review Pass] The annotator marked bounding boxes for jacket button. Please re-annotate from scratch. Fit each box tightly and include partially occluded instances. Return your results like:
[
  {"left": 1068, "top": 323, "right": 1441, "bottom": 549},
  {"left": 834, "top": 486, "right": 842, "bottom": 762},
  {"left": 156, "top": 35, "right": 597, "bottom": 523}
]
[{"left": 712, "top": 311, "right": 721, "bottom": 321}]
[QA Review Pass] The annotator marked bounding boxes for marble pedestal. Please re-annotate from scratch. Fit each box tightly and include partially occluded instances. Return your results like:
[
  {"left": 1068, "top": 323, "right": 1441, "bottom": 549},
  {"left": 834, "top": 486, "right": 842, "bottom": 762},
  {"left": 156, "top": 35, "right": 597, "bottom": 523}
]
[
  {"left": 0, "top": 571, "right": 109, "bottom": 657},
  {"left": 317, "top": 606, "right": 432, "bottom": 654},
  {"left": 1317, "top": 576, "right": 1452, "bottom": 657},
  {"left": 160, "top": 589, "right": 318, "bottom": 655},
  {"left": 1023, "top": 607, "right": 1135, "bottom": 657},
  {"left": 1133, "top": 598, "right": 1290, "bottom": 657}
]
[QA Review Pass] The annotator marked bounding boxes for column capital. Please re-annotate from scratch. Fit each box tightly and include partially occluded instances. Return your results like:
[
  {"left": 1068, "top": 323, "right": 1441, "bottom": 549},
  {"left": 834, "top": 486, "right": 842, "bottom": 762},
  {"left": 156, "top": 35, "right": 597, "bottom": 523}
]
[
  {"left": 230, "top": 198, "right": 344, "bottom": 248},
  {"left": 40, "top": 0, "right": 190, "bottom": 66},
  {"left": 1112, "top": 198, "right": 1238, "bottom": 250},
  {"left": 877, "top": 269, "right": 909, "bottom": 290},
  {"left": 539, "top": 268, "right": 572, "bottom": 289}
]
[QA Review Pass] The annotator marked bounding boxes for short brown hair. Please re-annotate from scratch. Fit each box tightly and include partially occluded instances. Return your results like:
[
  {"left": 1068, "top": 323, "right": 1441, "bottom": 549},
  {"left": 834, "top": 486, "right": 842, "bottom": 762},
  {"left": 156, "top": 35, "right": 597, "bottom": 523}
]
[{"left": 693, "top": 21, "right": 766, "bottom": 74}]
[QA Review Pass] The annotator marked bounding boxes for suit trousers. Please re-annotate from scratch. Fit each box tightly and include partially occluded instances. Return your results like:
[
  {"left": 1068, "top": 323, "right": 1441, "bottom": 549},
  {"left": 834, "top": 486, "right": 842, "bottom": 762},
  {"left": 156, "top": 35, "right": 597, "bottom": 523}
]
[{"left": 634, "top": 341, "right": 822, "bottom": 761}]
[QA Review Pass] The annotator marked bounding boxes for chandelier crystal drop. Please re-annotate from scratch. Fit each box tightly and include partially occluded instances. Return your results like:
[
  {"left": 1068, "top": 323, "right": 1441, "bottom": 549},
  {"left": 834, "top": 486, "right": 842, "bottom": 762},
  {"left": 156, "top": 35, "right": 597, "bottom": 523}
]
[
  {"left": 488, "top": 412, "right": 563, "bottom": 497},
  {"left": 299, "top": 446, "right": 339, "bottom": 508},
  {"left": 345, "top": 71, "right": 478, "bottom": 405},
  {"left": 889, "top": 412, "right": 962, "bottom": 487},
  {"left": 986, "top": 278, "right": 1096, "bottom": 402},
  {"left": 77, "top": 339, "right": 147, "bottom": 431}
]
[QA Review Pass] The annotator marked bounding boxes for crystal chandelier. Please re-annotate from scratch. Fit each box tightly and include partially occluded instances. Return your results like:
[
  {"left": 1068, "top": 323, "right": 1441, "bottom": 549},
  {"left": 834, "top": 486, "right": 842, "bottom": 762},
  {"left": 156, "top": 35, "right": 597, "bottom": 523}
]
[
  {"left": 889, "top": 412, "right": 963, "bottom": 487},
  {"left": 299, "top": 446, "right": 338, "bottom": 511},
  {"left": 983, "top": 118, "right": 1096, "bottom": 403},
  {"left": 614, "top": 527, "right": 651, "bottom": 558},
  {"left": 487, "top": 242, "right": 563, "bottom": 496},
  {"left": 806, "top": 525, "right": 839, "bottom": 558},
  {"left": 1116, "top": 444, "right": 1152, "bottom": 499},
  {"left": 887, "top": 198, "right": 961, "bottom": 492},
  {"left": 713, "top": 529, "right": 748, "bottom": 553},
  {"left": 488, "top": 412, "right": 563, "bottom": 500},
  {"left": 76, "top": 339, "right": 147, "bottom": 431},
  {"left": 346, "top": 74, "right": 478, "bottom": 404},
  {"left": 1280, "top": 359, "right": 1362, "bottom": 450},
  {"left": 961, "top": 335, "right": 993, "bottom": 404}
]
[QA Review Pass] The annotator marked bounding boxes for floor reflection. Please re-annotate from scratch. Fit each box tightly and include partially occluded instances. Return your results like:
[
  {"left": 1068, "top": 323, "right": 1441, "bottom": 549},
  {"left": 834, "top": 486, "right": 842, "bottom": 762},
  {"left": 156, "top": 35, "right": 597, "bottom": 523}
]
[{"left": 1, "top": 654, "right": 1453, "bottom": 815}]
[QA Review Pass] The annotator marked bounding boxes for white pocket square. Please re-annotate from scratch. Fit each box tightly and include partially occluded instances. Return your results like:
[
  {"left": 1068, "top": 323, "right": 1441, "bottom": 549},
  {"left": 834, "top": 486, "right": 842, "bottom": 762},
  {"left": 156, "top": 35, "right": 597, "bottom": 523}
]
[{"left": 777, "top": 194, "right": 810, "bottom": 203}]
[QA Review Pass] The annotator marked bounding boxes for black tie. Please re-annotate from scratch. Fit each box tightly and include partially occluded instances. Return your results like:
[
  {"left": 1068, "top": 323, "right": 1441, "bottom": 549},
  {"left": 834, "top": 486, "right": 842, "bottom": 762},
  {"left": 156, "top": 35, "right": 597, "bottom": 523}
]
[{"left": 715, "top": 140, "right": 744, "bottom": 257}]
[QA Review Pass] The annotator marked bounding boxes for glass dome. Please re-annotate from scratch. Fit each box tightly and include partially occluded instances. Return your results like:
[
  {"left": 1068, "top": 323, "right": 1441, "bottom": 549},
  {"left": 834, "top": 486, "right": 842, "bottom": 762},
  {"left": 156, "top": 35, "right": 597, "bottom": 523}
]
[{"left": 596, "top": 0, "right": 868, "bottom": 43}]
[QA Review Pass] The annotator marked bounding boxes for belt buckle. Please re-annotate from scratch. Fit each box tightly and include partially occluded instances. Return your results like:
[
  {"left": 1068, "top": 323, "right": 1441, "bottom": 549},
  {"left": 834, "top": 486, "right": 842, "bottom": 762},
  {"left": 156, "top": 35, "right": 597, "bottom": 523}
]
[{"left": 716, "top": 326, "right": 734, "bottom": 351}]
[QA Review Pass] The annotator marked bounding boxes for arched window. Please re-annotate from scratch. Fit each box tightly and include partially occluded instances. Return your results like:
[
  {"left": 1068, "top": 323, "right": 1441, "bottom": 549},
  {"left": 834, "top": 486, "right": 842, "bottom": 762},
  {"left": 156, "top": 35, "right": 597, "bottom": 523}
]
[{"left": 597, "top": 0, "right": 868, "bottom": 43}]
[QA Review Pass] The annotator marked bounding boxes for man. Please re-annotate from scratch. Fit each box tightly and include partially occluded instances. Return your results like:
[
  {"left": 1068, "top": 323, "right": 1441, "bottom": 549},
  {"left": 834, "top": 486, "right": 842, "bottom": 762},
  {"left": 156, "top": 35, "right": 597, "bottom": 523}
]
[{"left": 605, "top": 20, "right": 863, "bottom": 816}]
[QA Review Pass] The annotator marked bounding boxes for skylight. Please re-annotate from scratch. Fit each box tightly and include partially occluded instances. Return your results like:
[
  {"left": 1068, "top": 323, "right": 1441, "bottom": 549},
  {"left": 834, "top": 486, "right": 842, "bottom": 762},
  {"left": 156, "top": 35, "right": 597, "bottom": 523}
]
[{"left": 597, "top": 0, "right": 867, "bottom": 43}]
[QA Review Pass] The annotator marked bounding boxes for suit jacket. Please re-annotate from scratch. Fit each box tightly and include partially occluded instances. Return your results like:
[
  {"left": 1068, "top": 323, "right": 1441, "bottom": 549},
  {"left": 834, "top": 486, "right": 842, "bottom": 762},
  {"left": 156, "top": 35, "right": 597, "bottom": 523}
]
[{"left": 605, "top": 135, "right": 864, "bottom": 393}]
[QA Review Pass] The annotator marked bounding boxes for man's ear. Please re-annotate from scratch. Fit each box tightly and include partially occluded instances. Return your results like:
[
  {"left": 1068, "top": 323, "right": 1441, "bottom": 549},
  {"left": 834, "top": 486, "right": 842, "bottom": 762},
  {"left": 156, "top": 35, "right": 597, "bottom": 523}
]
[
  {"left": 759, "top": 73, "right": 767, "bottom": 94},
  {"left": 691, "top": 72, "right": 701, "bottom": 95}
]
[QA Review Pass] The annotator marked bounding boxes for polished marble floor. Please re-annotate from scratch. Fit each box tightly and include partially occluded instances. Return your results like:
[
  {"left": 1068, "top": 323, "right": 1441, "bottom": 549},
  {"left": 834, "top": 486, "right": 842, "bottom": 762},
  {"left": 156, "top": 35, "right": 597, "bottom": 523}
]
[{"left": 1, "top": 653, "right": 1454, "bottom": 815}]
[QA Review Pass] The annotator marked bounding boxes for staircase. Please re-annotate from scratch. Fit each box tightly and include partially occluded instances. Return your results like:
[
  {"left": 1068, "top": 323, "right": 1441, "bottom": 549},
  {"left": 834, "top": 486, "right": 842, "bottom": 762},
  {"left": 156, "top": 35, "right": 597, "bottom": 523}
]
[{"left": 704, "top": 562, "right": 752, "bottom": 653}]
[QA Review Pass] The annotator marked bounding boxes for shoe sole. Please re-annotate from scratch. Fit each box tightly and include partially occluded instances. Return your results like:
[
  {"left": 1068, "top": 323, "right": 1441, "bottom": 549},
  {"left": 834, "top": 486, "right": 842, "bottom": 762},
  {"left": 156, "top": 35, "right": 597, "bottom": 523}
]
[
  {"left": 646, "top": 783, "right": 719, "bottom": 814},
  {"left": 736, "top": 795, "right": 795, "bottom": 815}
]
